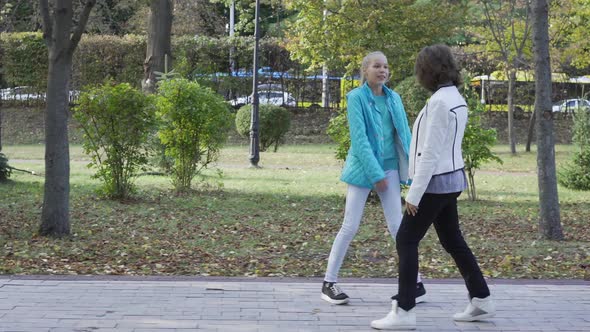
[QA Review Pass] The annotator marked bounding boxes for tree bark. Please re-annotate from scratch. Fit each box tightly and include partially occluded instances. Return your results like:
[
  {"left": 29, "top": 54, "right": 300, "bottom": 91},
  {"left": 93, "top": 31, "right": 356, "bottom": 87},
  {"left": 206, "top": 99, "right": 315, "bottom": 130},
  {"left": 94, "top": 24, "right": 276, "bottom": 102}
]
[
  {"left": 531, "top": 0, "right": 564, "bottom": 240},
  {"left": 41, "top": 57, "right": 72, "bottom": 236},
  {"left": 39, "top": 0, "right": 95, "bottom": 237},
  {"left": 526, "top": 110, "right": 536, "bottom": 152},
  {"left": 143, "top": 0, "right": 173, "bottom": 94},
  {"left": 0, "top": 96, "right": 3, "bottom": 152},
  {"left": 507, "top": 69, "right": 517, "bottom": 154}
]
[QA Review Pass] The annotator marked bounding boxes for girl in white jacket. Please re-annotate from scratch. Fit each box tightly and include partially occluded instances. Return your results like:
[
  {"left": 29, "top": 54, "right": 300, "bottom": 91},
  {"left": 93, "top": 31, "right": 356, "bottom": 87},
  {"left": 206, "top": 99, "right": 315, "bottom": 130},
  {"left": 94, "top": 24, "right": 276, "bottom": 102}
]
[{"left": 371, "top": 44, "right": 495, "bottom": 330}]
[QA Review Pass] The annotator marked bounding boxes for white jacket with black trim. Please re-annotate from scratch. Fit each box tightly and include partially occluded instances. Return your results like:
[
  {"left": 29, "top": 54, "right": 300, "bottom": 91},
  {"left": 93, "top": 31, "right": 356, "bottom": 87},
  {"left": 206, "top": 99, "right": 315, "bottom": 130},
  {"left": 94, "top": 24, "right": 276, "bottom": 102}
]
[{"left": 406, "top": 85, "right": 468, "bottom": 206}]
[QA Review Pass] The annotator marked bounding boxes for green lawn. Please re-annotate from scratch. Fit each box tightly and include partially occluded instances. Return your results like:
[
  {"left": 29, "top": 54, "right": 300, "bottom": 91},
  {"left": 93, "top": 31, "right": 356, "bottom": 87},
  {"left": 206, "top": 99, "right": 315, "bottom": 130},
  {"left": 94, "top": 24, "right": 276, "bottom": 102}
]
[{"left": 0, "top": 143, "right": 588, "bottom": 279}]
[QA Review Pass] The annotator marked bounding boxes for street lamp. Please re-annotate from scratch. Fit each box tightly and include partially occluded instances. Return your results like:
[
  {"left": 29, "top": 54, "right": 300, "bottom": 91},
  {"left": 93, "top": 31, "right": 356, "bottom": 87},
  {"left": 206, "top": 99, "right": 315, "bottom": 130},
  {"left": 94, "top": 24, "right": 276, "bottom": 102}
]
[{"left": 249, "top": 0, "right": 261, "bottom": 168}]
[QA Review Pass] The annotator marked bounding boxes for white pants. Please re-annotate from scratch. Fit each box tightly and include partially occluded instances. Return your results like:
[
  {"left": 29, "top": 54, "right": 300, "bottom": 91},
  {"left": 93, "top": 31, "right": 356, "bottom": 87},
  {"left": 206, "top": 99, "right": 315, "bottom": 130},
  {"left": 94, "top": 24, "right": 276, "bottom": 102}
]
[{"left": 325, "top": 170, "right": 421, "bottom": 283}]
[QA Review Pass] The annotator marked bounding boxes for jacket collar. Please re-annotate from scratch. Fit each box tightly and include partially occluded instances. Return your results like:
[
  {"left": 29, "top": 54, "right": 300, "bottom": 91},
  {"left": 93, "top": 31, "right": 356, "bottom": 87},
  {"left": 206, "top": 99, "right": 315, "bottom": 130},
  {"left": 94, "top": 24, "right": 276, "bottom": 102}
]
[
  {"left": 435, "top": 82, "right": 455, "bottom": 91},
  {"left": 361, "top": 82, "right": 394, "bottom": 100}
]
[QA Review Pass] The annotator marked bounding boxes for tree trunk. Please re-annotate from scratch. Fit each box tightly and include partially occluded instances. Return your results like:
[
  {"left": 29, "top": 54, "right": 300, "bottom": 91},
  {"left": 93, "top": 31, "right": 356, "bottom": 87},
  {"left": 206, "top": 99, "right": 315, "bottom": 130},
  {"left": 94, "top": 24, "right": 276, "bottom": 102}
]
[
  {"left": 0, "top": 100, "right": 3, "bottom": 152},
  {"left": 143, "top": 0, "right": 173, "bottom": 94},
  {"left": 322, "top": 65, "right": 329, "bottom": 108},
  {"left": 39, "top": 0, "right": 95, "bottom": 237},
  {"left": 531, "top": 0, "right": 564, "bottom": 240},
  {"left": 526, "top": 110, "right": 536, "bottom": 152},
  {"left": 507, "top": 69, "right": 517, "bottom": 154},
  {"left": 39, "top": 0, "right": 76, "bottom": 237},
  {"left": 0, "top": 68, "right": 3, "bottom": 152},
  {"left": 40, "top": 56, "right": 72, "bottom": 236},
  {"left": 467, "top": 169, "right": 476, "bottom": 201}
]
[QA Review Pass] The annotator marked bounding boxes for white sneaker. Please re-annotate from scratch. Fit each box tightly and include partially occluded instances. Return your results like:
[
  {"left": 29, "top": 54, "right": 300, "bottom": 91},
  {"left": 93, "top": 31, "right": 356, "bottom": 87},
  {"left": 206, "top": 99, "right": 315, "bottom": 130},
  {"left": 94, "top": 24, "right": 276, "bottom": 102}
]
[
  {"left": 370, "top": 300, "right": 416, "bottom": 330},
  {"left": 453, "top": 296, "right": 496, "bottom": 322}
]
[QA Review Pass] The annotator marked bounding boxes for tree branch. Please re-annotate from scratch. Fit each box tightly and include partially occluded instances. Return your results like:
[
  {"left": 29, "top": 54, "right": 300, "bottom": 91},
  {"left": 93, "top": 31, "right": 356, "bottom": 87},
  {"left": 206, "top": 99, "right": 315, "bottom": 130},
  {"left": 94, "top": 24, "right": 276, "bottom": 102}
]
[
  {"left": 516, "top": 1, "right": 532, "bottom": 56},
  {"left": 482, "top": 0, "right": 509, "bottom": 61},
  {"left": 39, "top": 0, "right": 52, "bottom": 47},
  {"left": 69, "top": 0, "right": 96, "bottom": 54}
]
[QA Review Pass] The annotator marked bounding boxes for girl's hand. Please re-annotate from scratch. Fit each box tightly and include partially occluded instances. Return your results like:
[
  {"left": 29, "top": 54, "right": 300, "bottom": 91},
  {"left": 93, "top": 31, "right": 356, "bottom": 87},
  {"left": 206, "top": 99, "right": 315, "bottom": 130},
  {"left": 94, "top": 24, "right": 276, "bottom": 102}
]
[
  {"left": 375, "top": 179, "right": 388, "bottom": 192},
  {"left": 405, "top": 202, "right": 418, "bottom": 216}
]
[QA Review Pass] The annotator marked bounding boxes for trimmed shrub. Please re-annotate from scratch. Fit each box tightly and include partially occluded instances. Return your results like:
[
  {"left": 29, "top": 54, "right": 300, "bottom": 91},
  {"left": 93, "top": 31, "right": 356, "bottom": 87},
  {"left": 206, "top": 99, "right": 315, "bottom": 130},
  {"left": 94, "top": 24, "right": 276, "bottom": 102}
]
[
  {"left": 0, "top": 32, "right": 48, "bottom": 90},
  {"left": 0, "top": 33, "right": 303, "bottom": 103},
  {"left": 0, "top": 33, "right": 145, "bottom": 90},
  {"left": 0, "top": 152, "right": 12, "bottom": 182},
  {"left": 156, "top": 78, "right": 232, "bottom": 192},
  {"left": 559, "top": 109, "right": 590, "bottom": 190},
  {"left": 72, "top": 35, "right": 146, "bottom": 89},
  {"left": 72, "top": 83, "right": 157, "bottom": 199},
  {"left": 235, "top": 104, "right": 291, "bottom": 152}
]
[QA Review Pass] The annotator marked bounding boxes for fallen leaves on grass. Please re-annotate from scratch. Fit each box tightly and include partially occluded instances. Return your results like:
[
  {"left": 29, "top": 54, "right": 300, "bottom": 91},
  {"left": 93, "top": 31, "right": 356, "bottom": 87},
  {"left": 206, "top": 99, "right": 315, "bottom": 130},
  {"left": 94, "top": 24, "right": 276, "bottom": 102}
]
[{"left": 1, "top": 183, "right": 589, "bottom": 279}]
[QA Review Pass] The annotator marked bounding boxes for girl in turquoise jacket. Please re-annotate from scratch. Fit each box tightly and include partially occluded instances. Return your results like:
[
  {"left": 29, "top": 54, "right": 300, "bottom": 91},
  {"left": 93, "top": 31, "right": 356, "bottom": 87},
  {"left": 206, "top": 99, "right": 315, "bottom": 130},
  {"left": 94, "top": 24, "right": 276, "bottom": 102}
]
[{"left": 322, "top": 52, "right": 425, "bottom": 305}]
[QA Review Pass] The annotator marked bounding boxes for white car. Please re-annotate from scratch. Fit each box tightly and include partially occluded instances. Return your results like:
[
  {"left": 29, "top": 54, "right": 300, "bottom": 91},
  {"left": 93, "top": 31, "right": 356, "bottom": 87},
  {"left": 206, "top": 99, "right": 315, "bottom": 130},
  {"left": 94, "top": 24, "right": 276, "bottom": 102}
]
[
  {"left": 0, "top": 86, "right": 45, "bottom": 101},
  {"left": 0, "top": 86, "right": 79, "bottom": 102},
  {"left": 552, "top": 98, "right": 590, "bottom": 113},
  {"left": 230, "top": 90, "right": 296, "bottom": 107}
]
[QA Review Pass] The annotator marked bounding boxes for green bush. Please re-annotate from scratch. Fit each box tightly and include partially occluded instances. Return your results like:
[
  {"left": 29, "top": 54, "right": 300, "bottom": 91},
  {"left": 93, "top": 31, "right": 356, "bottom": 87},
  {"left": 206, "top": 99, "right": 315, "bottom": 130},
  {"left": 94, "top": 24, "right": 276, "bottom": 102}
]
[
  {"left": 0, "top": 152, "right": 12, "bottom": 182},
  {"left": 395, "top": 76, "right": 431, "bottom": 117},
  {"left": 462, "top": 76, "right": 502, "bottom": 201},
  {"left": 156, "top": 78, "right": 232, "bottom": 192},
  {"left": 326, "top": 108, "right": 349, "bottom": 161},
  {"left": 559, "top": 110, "right": 590, "bottom": 190},
  {"left": 235, "top": 104, "right": 291, "bottom": 152},
  {"left": 73, "top": 83, "right": 157, "bottom": 199}
]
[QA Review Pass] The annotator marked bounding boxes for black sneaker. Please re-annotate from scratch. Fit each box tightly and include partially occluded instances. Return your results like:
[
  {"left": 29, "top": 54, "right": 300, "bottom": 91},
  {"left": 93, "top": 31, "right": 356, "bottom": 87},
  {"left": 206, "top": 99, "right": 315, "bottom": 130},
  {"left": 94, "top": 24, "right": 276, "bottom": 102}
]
[
  {"left": 391, "top": 282, "right": 426, "bottom": 303},
  {"left": 321, "top": 281, "right": 350, "bottom": 304}
]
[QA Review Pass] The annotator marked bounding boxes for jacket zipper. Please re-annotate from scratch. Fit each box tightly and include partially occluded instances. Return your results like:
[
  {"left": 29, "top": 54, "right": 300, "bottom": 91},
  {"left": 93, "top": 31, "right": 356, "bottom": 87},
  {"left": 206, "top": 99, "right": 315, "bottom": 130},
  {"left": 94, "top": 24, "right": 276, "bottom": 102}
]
[
  {"left": 413, "top": 105, "right": 426, "bottom": 172},
  {"left": 449, "top": 105, "right": 467, "bottom": 171}
]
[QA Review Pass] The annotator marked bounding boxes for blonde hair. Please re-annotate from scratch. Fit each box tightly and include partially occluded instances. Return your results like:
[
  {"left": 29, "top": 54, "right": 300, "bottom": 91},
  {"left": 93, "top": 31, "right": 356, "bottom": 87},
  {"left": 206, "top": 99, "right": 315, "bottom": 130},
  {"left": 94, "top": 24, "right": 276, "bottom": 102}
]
[{"left": 360, "top": 51, "right": 388, "bottom": 85}]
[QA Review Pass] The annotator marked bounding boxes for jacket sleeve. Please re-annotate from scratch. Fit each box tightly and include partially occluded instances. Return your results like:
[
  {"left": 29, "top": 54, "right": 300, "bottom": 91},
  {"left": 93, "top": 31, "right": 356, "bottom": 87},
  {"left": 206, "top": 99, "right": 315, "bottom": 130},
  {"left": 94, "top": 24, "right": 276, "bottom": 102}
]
[
  {"left": 406, "top": 98, "right": 449, "bottom": 206},
  {"left": 347, "top": 93, "right": 385, "bottom": 185}
]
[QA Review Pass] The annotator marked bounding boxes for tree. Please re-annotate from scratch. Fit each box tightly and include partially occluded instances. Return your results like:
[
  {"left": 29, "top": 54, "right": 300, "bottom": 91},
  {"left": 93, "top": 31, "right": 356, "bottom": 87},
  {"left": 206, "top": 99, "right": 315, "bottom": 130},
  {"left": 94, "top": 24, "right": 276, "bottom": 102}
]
[
  {"left": 0, "top": 0, "right": 41, "bottom": 32},
  {"left": 142, "top": 0, "right": 173, "bottom": 93},
  {"left": 38, "top": 0, "right": 96, "bottom": 237},
  {"left": 548, "top": 0, "right": 590, "bottom": 74},
  {"left": 285, "top": 0, "right": 464, "bottom": 79},
  {"left": 212, "top": 0, "right": 291, "bottom": 37},
  {"left": 479, "top": 0, "right": 533, "bottom": 155},
  {"left": 462, "top": 77, "right": 503, "bottom": 201},
  {"left": 2, "top": 0, "right": 141, "bottom": 34},
  {"left": 531, "top": 0, "right": 563, "bottom": 240}
]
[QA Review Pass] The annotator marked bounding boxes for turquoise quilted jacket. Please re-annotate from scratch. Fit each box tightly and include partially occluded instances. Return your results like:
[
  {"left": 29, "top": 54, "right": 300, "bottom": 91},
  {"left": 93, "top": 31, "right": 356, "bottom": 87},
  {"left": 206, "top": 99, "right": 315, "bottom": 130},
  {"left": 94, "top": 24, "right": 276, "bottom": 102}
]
[{"left": 340, "top": 83, "right": 412, "bottom": 189}]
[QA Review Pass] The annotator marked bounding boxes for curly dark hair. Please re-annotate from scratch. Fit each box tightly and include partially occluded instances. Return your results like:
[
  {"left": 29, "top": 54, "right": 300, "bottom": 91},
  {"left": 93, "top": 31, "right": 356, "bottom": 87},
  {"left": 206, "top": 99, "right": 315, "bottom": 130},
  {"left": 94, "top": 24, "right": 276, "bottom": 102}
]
[{"left": 414, "top": 44, "right": 462, "bottom": 92}]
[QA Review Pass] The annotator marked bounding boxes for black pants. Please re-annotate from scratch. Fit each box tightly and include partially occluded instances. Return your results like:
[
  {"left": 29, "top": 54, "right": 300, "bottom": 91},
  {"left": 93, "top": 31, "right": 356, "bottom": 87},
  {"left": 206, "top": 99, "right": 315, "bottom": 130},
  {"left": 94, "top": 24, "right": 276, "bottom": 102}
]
[{"left": 396, "top": 192, "right": 490, "bottom": 311}]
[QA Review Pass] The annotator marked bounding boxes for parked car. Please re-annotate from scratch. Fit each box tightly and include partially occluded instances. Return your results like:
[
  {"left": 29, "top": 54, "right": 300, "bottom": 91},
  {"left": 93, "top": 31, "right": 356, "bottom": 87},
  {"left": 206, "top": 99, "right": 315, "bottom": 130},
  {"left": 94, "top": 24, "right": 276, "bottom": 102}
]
[
  {"left": 0, "top": 86, "right": 79, "bottom": 102},
  {"left": 552, "top": 98, "right": 590, "bottom": 113},
  {"left": 230, "top": 90, "right": 296, "bottom": 107},
  {"left": 193, "top": 67, "right": 292, "bottom": 79},
  {"left": 0, "top": 86, "right": 45, "bottom": 101}
]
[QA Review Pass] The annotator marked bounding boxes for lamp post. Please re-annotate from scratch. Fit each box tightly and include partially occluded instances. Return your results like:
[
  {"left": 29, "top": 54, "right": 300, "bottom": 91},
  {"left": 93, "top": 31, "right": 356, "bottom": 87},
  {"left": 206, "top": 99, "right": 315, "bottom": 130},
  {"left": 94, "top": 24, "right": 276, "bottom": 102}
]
[
  {"left": 249, "top": 0, "right": 261, "bottom": 168},
  {"left": 229, "top": 0, "right": 235, "bottom": 73}
]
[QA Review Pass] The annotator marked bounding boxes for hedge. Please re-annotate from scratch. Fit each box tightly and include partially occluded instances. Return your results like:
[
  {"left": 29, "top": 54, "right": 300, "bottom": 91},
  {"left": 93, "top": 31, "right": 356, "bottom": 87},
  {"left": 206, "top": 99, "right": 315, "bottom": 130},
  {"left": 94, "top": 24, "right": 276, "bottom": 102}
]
[{"left": 0, "top": 33, "right": 298, "bottom": 93}]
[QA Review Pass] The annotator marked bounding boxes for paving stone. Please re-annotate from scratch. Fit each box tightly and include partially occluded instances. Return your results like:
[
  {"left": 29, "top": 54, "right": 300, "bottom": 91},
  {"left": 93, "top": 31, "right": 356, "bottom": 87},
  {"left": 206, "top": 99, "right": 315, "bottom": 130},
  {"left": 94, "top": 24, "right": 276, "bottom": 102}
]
[{"left": 0, "top": 276, "right": 588, "bottom": 331}]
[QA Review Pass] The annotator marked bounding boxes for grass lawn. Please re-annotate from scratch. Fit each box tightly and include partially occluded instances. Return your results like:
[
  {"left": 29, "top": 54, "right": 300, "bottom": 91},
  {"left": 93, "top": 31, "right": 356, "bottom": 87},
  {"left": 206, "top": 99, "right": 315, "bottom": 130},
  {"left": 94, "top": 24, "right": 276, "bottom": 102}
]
[{"left": 0, "top": 143, "right": 588, "bottom": 279}]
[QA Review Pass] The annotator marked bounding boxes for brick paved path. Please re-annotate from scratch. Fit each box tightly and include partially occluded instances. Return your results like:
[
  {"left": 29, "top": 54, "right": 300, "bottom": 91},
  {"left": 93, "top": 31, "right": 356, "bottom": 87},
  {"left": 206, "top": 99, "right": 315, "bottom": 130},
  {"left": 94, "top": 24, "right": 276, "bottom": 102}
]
[{"left": 1, "top": 276, "right": 588, "bottom": 332}]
